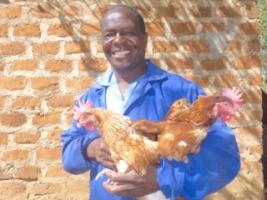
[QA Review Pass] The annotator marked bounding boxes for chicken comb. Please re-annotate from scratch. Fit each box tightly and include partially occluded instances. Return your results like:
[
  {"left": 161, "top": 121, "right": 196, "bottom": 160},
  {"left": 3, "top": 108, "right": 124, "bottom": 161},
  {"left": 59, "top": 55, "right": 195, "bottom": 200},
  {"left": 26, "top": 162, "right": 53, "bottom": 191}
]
[
  {"left": 221, "top": 88, "right": 243, "bottom": 110},
  {"left": 73, "top": 99, "right": 93, "bottom": 121}
]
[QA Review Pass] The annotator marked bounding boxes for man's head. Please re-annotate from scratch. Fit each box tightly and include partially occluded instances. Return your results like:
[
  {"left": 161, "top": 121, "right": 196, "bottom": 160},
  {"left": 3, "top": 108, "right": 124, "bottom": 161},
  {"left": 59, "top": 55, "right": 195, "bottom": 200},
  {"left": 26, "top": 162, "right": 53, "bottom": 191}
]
[{"left": 101, "top": 5, "right": 148, "bottom": 73}]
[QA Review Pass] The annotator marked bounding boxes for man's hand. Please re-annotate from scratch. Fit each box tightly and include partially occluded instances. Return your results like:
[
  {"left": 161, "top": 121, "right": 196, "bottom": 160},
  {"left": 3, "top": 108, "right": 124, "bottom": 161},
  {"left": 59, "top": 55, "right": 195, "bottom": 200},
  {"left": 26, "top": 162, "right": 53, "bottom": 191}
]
[
  {"left": 102, "top": 165, "right": 159, "bottom": 197},
  {"left": 86, "top": 138, "right": 116, "bottom": 170}
]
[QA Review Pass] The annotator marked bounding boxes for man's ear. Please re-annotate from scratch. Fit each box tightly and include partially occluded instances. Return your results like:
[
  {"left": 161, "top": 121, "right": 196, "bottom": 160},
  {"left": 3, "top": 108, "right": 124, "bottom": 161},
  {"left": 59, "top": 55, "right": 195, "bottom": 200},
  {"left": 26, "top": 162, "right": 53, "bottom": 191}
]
[{"left": 144, "top": 32, "right": 148, "bottom": 48}]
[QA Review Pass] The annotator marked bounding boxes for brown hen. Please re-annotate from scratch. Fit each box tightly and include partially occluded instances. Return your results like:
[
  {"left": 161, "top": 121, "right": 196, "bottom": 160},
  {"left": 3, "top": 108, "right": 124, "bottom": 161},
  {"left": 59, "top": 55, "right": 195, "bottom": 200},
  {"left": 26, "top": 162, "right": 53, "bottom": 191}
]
[{"left": 131, "top": 88, "right": 243, "bottom": 162}]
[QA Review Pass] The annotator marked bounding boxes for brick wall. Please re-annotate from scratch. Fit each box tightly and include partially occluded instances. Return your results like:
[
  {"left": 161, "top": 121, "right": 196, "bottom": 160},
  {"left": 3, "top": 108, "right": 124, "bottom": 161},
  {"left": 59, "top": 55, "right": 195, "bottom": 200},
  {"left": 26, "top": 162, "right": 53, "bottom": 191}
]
[{"left": 0, "top": 0, "right": 263, "bottom": 199}]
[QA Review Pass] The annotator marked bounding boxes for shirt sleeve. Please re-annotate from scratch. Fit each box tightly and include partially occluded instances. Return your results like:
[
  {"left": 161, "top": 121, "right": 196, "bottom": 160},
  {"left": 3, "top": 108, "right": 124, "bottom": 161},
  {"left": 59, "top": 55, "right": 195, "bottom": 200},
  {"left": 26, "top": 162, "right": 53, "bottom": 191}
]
[
  {"left": 61, "top": 121, "right": 100, "bottom": 174},
  {"left": 156, "top": 120, "right": 240, "bottom": 200},
  {"left": 61, "top": 91, "right": 101, "bottom": 174}
]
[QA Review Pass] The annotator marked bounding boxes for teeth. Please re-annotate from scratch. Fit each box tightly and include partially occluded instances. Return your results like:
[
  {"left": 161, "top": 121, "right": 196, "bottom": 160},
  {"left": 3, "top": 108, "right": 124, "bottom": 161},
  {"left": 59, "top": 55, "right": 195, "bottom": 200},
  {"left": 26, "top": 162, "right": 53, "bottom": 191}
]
[{"left": 113, "top": 50, "right": 130, "bottom": 55}]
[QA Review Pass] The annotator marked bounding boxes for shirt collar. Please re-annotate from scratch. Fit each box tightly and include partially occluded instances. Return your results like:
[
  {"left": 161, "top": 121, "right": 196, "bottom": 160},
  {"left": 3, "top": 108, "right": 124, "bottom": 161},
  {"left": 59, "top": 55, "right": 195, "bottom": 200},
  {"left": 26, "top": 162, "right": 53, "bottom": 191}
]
[{"left": 95, "top": 59, "right": 167, "bottom": 87}]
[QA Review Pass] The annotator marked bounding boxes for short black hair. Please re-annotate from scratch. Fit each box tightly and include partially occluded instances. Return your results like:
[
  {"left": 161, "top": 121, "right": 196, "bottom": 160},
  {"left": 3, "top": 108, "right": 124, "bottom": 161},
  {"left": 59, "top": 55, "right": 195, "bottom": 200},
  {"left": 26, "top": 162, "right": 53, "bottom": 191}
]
[{"left": 102, "top": 5, "right": 146, "bottom": 33}]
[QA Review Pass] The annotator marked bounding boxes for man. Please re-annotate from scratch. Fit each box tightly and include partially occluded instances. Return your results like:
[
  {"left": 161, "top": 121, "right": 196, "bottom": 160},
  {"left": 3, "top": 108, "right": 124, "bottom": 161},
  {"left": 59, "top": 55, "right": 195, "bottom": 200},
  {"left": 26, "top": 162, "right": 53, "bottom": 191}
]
[{"left": 61, "top": 5, "right": 240, "bottom": 200}]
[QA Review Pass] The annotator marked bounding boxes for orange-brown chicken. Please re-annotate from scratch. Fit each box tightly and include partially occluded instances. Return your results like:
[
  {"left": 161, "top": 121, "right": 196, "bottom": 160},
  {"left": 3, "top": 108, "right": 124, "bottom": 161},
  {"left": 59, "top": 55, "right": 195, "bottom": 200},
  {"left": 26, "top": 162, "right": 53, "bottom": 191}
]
[
  {"left": 73, "top": 103, "right": 159, "bottom": 176},
  {"left": 131, "top": 88, "right": 243, "bottom": 162},
  {"left": 74, "top": 88, "right": 243, "bottom": 175}
]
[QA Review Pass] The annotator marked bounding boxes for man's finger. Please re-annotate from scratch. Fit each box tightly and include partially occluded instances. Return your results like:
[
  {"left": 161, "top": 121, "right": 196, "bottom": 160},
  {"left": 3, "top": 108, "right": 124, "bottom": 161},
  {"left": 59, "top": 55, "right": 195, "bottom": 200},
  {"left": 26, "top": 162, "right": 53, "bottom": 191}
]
[
  {"left": 104, "top": 170, "right": 137, "bottom": 182},
  {"left": 102, "top": 181, "right": 137, "bottom": 196}
]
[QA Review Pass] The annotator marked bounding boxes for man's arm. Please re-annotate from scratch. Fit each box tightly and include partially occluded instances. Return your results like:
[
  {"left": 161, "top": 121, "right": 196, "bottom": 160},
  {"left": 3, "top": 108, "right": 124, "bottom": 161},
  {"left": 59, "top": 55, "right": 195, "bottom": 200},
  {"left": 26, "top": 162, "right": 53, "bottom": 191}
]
[{"left": 61, "top": 122, "right": 100, "bottom": 174}]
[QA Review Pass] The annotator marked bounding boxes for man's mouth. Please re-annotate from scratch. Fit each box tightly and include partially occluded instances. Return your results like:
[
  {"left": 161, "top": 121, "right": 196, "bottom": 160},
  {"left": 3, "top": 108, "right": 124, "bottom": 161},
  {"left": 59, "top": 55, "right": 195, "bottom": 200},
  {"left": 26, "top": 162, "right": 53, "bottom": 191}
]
[{"left": 112, "top": 50, "right": 131, "bottom": 57}]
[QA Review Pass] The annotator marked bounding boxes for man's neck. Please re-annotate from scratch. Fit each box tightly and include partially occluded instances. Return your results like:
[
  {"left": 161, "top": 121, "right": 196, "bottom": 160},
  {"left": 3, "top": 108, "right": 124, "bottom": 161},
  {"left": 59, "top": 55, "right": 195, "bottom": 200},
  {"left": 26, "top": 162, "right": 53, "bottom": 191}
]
[
  {"left": 114, "top": 62, "right": 147, "bottom": 84},
  {"left": 114, "top": 62, "right": 147, "bottom": 97}
]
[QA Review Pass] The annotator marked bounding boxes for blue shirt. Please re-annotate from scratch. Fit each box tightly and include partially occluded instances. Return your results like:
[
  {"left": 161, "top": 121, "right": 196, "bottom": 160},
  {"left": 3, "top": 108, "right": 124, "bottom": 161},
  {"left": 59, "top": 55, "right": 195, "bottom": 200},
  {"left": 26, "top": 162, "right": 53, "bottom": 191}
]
[{"left": 61, "top": 60, "right": 240, "bottom": 200}]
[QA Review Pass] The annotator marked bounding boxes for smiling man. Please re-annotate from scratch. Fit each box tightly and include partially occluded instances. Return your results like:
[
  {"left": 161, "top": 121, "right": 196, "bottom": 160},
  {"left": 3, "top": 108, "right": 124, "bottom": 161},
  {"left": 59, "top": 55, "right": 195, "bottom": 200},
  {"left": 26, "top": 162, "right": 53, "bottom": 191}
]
[{"left": 61, "top": 5, "right": 240, "bottom": 200}]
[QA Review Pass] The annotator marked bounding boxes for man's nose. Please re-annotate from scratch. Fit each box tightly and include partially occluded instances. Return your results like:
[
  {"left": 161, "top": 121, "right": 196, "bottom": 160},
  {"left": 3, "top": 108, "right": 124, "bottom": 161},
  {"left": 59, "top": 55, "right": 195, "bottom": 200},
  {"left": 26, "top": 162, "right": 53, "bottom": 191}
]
[{"left": 114, "top": 32, "right": 125, "bottom": 42}]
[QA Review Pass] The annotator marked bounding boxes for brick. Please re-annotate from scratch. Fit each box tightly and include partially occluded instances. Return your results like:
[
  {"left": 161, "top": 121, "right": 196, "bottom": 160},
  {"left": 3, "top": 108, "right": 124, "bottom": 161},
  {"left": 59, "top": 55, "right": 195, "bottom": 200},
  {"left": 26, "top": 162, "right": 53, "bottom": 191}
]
[
  {"left": 14, "top": 132, "right": 40, "bottom": 144},
  {"left": 66, "top": 77, "right": 95, "bottom": 90},
  {"left": 33, "top": 42, "right": 59, "bottom": 55},
  {"left": 79, "top": 58, "right": 107, "bottom": 72},
  {"left": 46, "top": 163, "right": 69, "bottom": 177},
  {"left": 218, "top": 6, "right": 242, "bottom": 17},
  {"left": 0, "top": 77, "right": 26, "bottom": 90},
  {"left": 65, "top": 40, "right": 90, "bottom": 54},
  {"left": 48, "top": 24, "right": 73, "bottom": 36},
  {"left": 13, "top": 24, "right": 40, "bottom": 37},
  {"left": 3, "top": 150, "right": 28, "bottom": 161},
  {"left": 31, "top": 77, "right": 59, "bottom": 90},
  {"left": 36, "top": 147, "right": 61, "bottom": 160},
  {"left": 246, "top": 39, "right": 261, "bottom": 51},
  {"left": 0, "top": 4, "right": 21, "bottom": 19},
  {"left": 165, "top": 58, "right": 193, "bottom": 71},
  {"left": 11, "top": 59, "right": 38, "bottom": 71},
  {"left": 32, "top": 113, "right": 61, "bottom": 126},
  {"left": 181, "top": 41, "right": 209, "bottom": 53},
  {"left": 28, "top": 182, "right": 63, "bottom": 196},
  {"left": 65, "top": 180, "right": 89, "bottom": 194},
  {"left": 249, "top": 144, "right": 263, "bottom": 156},
  {"left": 14, "top": 166, "right": 40, "bottom": 181},
  {"left": 231, "top": 109, "right": 262, "bottom": 124},
  {"left": 239, "top": 22, "right": 259, "bottom": 35},
  {"left": 0, "top": 24, "right": 8, "bottom": 37},
  {"left": 0, "top": 96, "right": 6, "bottom": 109},
  {"left": 154, "top": 6, "right": 177, "bottom": 18},
  {"left": 245, "top": 4, "right": 258, "bottom": 19},
  {"left": 202, "top": 22, "right": 224, "bottom": 32},
  {"left": 189, "top": 5, "right": 211, "bottom": 18},
  {"left": 213, "top": 74, "right": 239, "bottom": 87},
  {"left": 201, "top": 59, "right": 226, "bottom": 70},
  {"left": 0, "top": 42, "right": 25, "bottom": 56},
  {"left": 241, "top": 160, "right": 262, "bottom": 175},
  {"left": 236, "top": 126, "right": 262, "bottom": 143},
  {"left": 66, "top": 112, "right": 74, "bottom": 124},
  {"left": 12, "top": 96, "right": 41, "bottom": 109},
  {"left": 0, "top": 133, "right": 8, "bottom": 145},
  {"left": 80, "top": 22, "right": 100, "bottom": 36},
  {"left": 63, "top": 4, "right": 84, "bottom": 17},
  {"left": 0, "top": 168, "right": 8, "bottom": 180},
  {"left": 81, "top": 6, "right": 106, "bottom": 21},
  {"left": 32, "top": 5, "right": 54, "bottom": 18},
  {"left": 47, "top": 95, "right": 74, "bottom": 108},
  {"left": 187, "top": 75, "right": 209, "bottom": 88},
  {"left": 45, "top": 60, "right": 72, "bottom": 72},
  {"left": 0, "top": 182, "right": 26, "bottom": 200},
  {"left": 0, "top": 112, "right": 27, "bottom": 127},
  {"left": 227, "top": 39, "right": 261, "bottom": 52},
  {"left": 0, "top": 62, "right": 4, "bottom": 71},
  {"left": 47, "top": 129, "right": 62, "bottom": 141},
  {"left": 146, "top": 21, "right": 165, "bottom": 36},
  {"left": 242, "top": 89, "right": 262, "bottom": 104},
  {"left": 248, "top": 74, "right": 261, "bottom": 86},
  {"left": 150, "top": 58, "right": 161, "bottom": 66},
  {"left": 235, "top": 56, "right": 261, "bottom": 69},
  {"left": 132, "top": 6, "right": 150, "bottom": 18},
  {"left": 226, "top": 41, "right": 241, "bottom": 51},
  {"left": 153, "top": 41, "right": 177, "bottom": 52},
  {"left": 170, "top": 22, "right": 196, "bottom": 35}
]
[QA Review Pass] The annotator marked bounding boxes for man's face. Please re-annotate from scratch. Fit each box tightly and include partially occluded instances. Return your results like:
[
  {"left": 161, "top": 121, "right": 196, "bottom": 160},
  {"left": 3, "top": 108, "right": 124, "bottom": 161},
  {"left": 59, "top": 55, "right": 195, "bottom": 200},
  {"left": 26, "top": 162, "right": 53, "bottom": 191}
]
[{"left": 101, "top": 9, "right": 147, "bottom": 72}]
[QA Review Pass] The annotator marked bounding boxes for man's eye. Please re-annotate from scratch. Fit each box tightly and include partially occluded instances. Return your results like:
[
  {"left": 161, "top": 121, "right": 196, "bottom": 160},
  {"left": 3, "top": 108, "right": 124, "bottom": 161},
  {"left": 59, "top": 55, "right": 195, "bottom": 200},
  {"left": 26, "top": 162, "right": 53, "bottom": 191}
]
[
  {"left": 104, "top": 33, "right": 115, "bottom": 38},
  {"left": 123, "top": 31, "right": 135, "bottom": 36}
]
